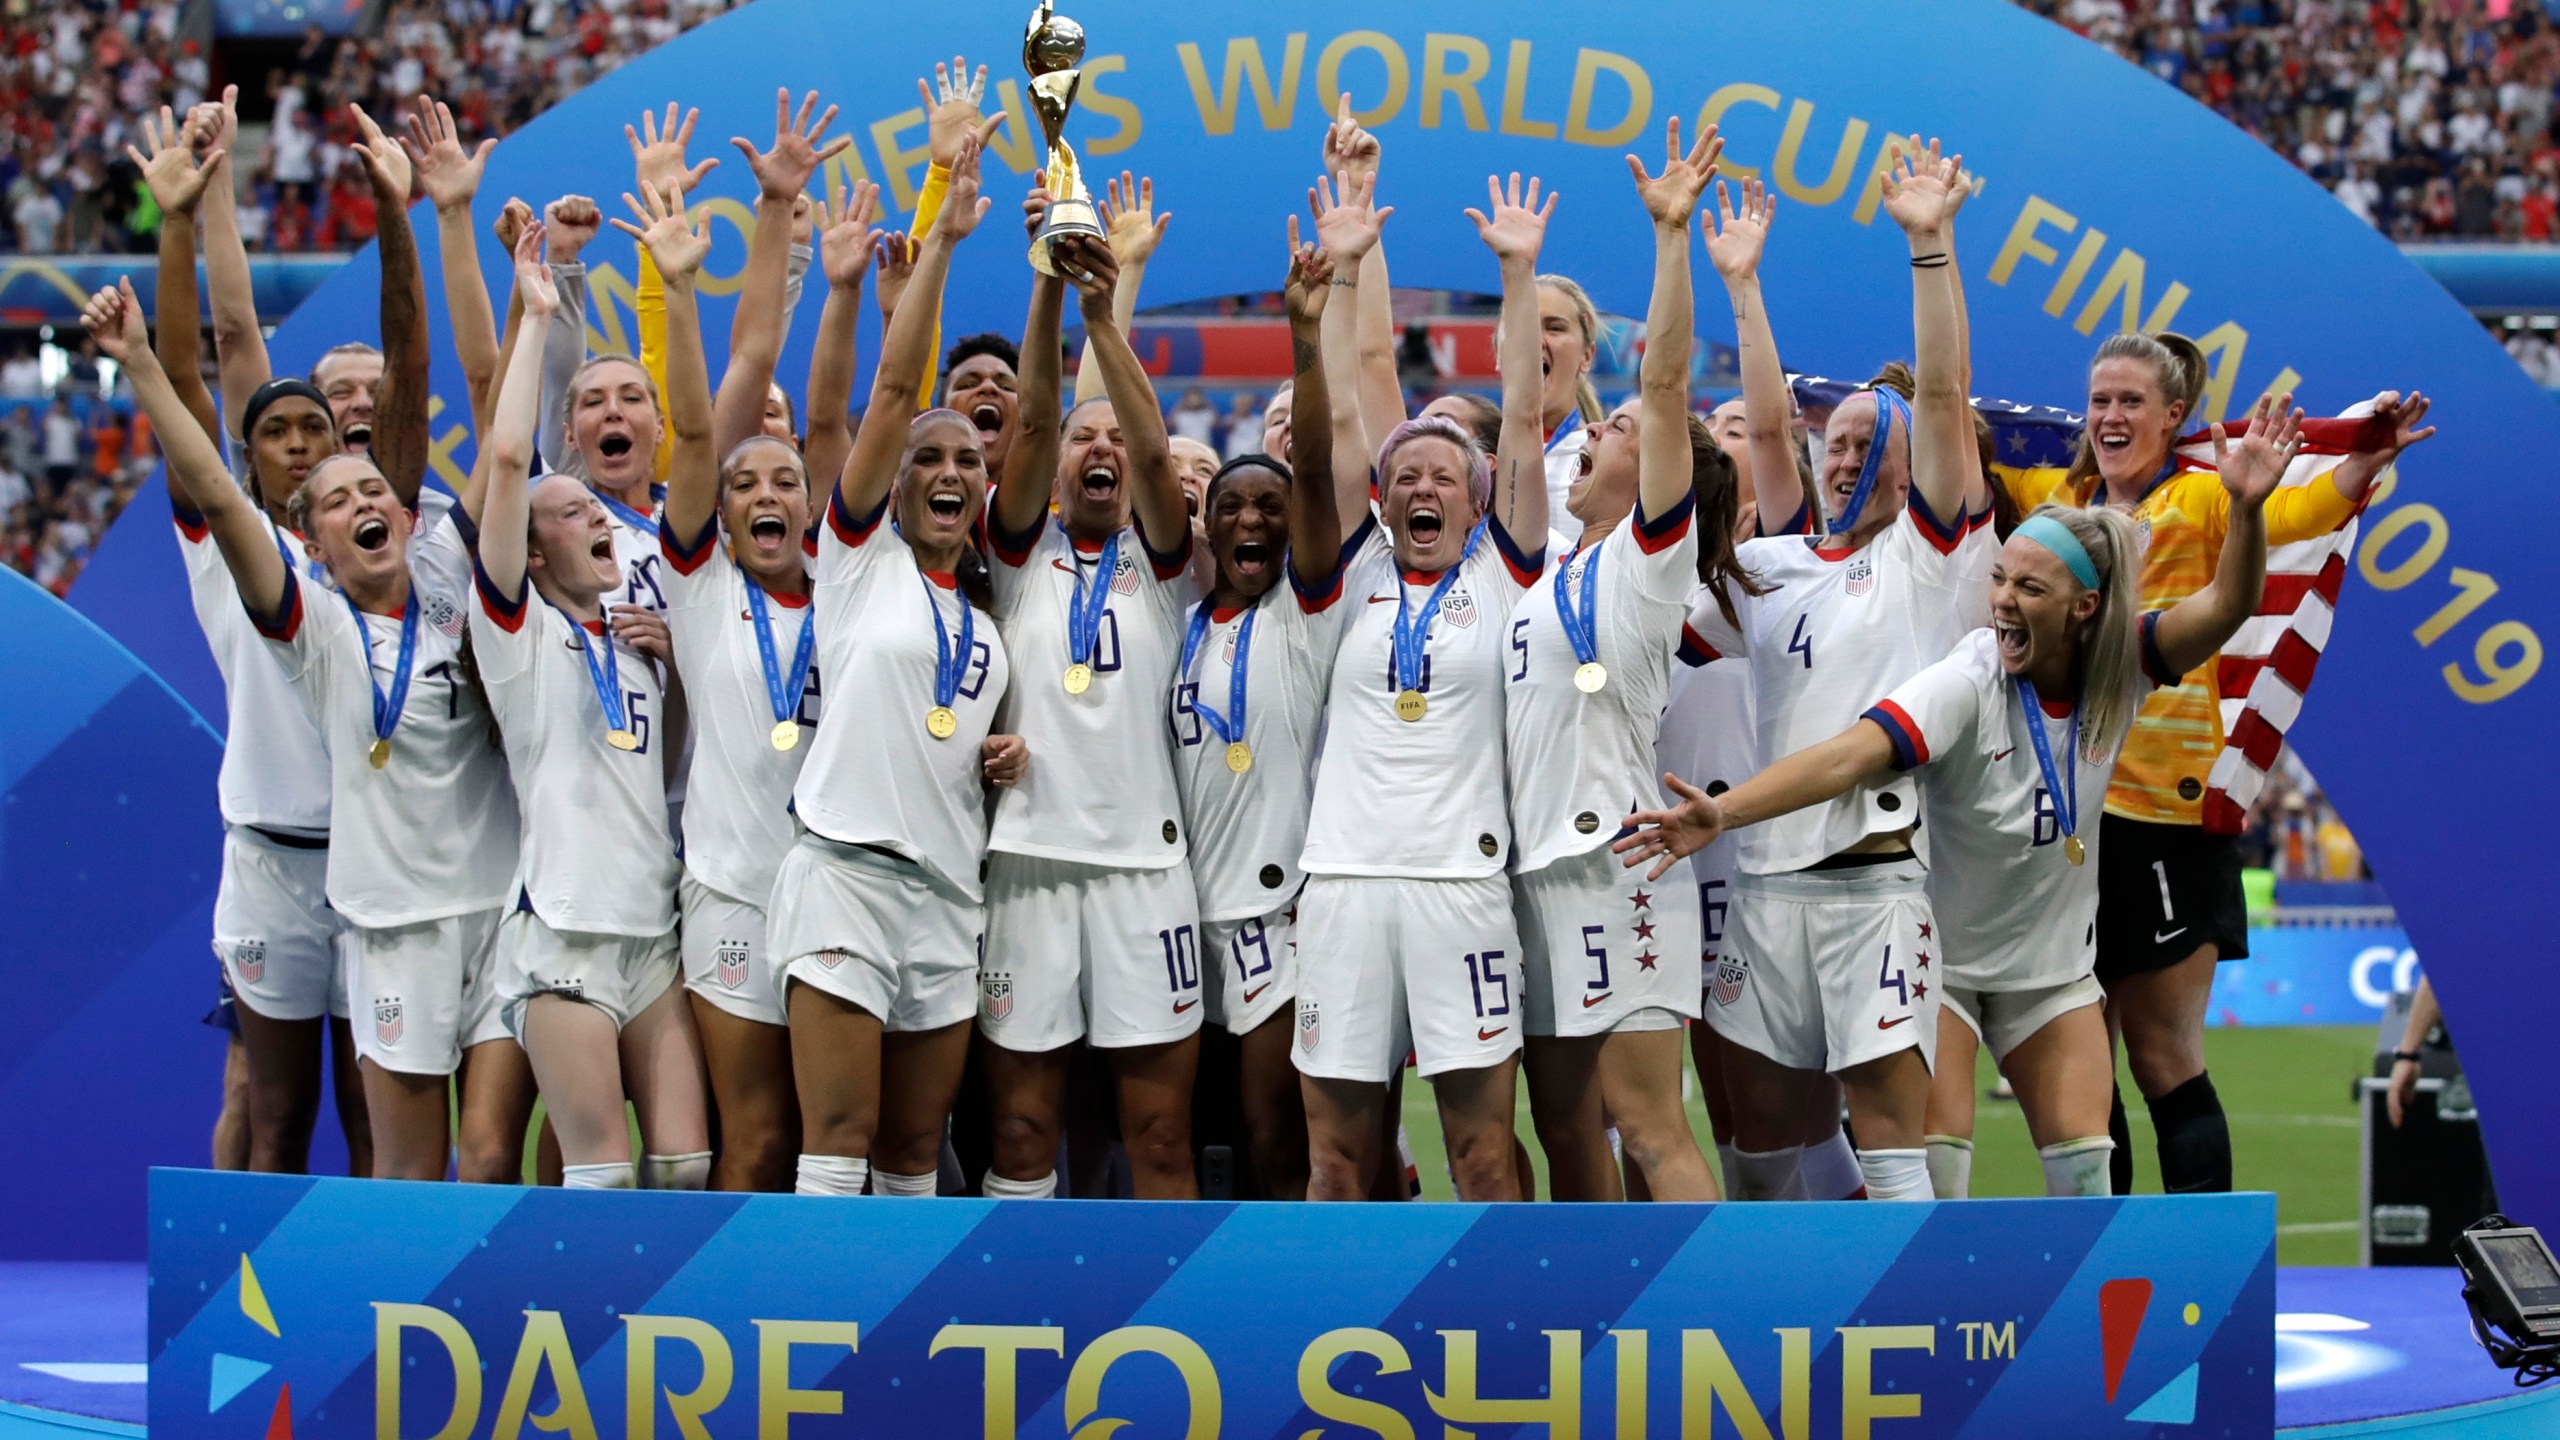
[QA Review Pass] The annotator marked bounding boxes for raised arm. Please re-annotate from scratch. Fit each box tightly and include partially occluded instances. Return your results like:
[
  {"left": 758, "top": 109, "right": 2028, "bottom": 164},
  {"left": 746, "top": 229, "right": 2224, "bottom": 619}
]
[
  {"left": 839, "top": 136, "right": 992, "bottom": 524},
  {"left": 907, "top": 57, "right": 987, "bottom": 407},
  {"left": 532, "top": 195, "right": 597, "bottom": 471},
  {"left": 480, "top": 226, "right": 559, "bottom": 600},
  {"left": 130, "top": 105, "right": 226, "bottom": 446},
  {"left": 1878, "top": 139, "right": 1983, "bottom": 525},
  {"left": 200, "top": 87, "right": 271, "bottom": 445},
  {"left": 1468, "top": 172, "right": 1556, "bottom": 543},
  {"left": 1321, "top": 98, "right": 1408, "bottom": 453},
  {"left": 2325, "top": 390, "right": 2437, "bottom": 502},
  {"left": 2154, "top": 396, "right": 2299, "bottom": 677},
  {"left": 349, "top": 106, "right": 426, "bottom": 507},
  {"left": 403, "top": 97, "right": 502, "bottom": 438},
  {"left": 1280, "top": 229, "right": 1343, "bottom": 585},
  {"left": 992, "top": 189, "right": 1070, "bottom": 540},
  {"left": 715, "top": 89, "right": 849, "bottom": 455},
  {"left": 1070, "top": 171, "right": 1170, "bottom": 407},
  {"left": 1614, "top": 721, "right": 1898, "bottom": 881},
  {"left": 1705, "top": 178, "right": 1811, "bottom": 534},
  {"left": 614, "top": 182, "right": 718, "bottom": 545},
  {"left": 1630, "top": 118, "right": 1721, "bottom": 523},
  {"left": 1071, "top": 244, "right": 1185, "bottom": 555},
  {"left": 800, "top": 186, "right": 881, "bottom": 500},
  {"left": 88, "top": 279, "right": 285, "bottom": 623},
  {"left": 1308, "top": 169, "right": 1393, "bottom": 522}
]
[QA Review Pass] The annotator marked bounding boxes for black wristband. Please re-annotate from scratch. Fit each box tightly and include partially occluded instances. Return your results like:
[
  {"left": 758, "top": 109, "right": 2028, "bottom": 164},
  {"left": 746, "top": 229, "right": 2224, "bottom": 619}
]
[
  {"left": 1910, "top": 253, "right": 1951, "bottom": 269},
  {"left": 2393, "top": 1049, "right": 2423, "bottom": 1065}
]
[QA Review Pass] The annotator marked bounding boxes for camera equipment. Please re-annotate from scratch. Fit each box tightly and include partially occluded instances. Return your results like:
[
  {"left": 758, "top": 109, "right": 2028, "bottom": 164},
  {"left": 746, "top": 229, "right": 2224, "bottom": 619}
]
[{"left": 2453, "top": 1216, "right": 2560, "bottom": 1387}]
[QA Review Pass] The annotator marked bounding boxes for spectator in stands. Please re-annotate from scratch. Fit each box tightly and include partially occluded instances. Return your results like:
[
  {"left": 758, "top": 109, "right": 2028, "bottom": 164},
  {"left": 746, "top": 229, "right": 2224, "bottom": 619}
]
[
  {"left": 39, "top": 394, "right": 78, "bottom": 498},
  {"left": 12, "top": 175, "right": 62, "bottom": 252},
  {"left": 0, "top": 345, "right": 41, "bottom": 399},
  {"left": 1219, "top": 390, "right": 1264, "bottom": 459},
  {"left": 1170, "top": 386, "right": 1218, "bottom": 447}
]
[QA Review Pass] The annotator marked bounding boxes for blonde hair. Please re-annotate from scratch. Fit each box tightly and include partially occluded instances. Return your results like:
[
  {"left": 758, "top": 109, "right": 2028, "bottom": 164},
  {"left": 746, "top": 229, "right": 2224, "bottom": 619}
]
[
  {"left": 2063, "top": 331, "right": 2205, "bottom": 495},
  {"left": 1494, "top": 275, "right": 1607, "bottom": 426},
  {"left": 2022, "top": 502, "right": 2145, "bottom": 761}
]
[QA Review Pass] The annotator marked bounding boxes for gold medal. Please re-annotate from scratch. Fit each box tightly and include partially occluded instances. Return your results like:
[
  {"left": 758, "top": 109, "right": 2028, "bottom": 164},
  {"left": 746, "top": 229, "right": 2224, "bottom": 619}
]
[
  {"left": 1394, "top": 689, "right": 1428, "bottom": 722},
  {"left": 771, "top": 720, "right": 800, "bottom": 752},
  {"left": 608, "top": 728, "right": 640, "bottom": 751},
  {"left": 1573, "top": 661, "right": 1608, "bottom": 694},
  {"left": 1225, "top": 741, "right": 1254, "bottom": 774},
  {"left": 1064, "top": 662, "right": 1094, "bottom": 695},
  {"left": 367, "top": 737, "right": 391, "bottom": 769},
  {"left": 926, "top": 705, "right": 959, "bottom": 740},
  {"left": 2064, "top": 834, "right": 2086, "bottom": 866}
]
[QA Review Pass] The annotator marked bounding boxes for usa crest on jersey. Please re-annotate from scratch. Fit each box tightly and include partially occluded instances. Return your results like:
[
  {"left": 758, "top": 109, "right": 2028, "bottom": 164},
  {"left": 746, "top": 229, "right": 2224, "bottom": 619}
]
[
  {"left": 373, "top": 997, "right": 404, "bottom": 1045},
  {"left": 1441, "top": 587, "right": 1477, "bottom": 628},
  {"left": 232, "top": 939, "right": 267, "bottom": 984},
  {"left": 1111, "top": 550, "right": 1140, "bottom": 596},
  {"left": 1709, "top": 950, "right": 1749, "bottom": 1008},
  {"left": 424, "top": 591, "right": 464, "bottom": 640},
  {"left": 1846, "top": 554, "right": 1876, "bottom": 597},
  {"left": 715, "top": 941, "right": 750, "bottom": 991},
  {"left": 1297, "top": 998, "right": 1320, "bottom": 1050},
  {"left": 981, "top": 971, "right": 1014, "bottom": 1021}
]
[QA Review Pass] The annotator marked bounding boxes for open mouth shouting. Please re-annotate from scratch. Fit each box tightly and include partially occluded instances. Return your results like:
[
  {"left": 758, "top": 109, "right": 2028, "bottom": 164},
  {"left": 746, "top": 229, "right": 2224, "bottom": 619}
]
[
  {"left": 1228, "top": 538, "right": 1274, "bottom": 580},
  {"left": 1077, "top": 460, "right": 1121, "bottom": 508},
  {"left": 1405, "top": 503, "right": 1445, "bottom": 548},
  {"left": 747, "top": 513, "right": 791, "bottom": 556},
  {"left": 926, "top": 488, "right": 968, "bottom": 526},
  {"left": 1994, "top": 615, "right": 2029, "bottom": 667},
  {"left": 352, "top": 516, "right": 391, "bottom": 553},
  {"left": 340, "top": 422, "right": 373, "bottom": 454},
  {"left": 2093, "top": 429, "right": 2134, "bottom": 464},
  {"left": 596, "top": 431, "right": 636, "bottom": 465},
  {"left": 970, "top": 403, "right": 1004, "bottom": 440}
]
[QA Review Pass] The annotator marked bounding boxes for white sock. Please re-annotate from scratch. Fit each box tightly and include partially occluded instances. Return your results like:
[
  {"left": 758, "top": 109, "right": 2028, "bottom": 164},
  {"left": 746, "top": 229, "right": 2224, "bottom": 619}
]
[
  {"left": 872, "top": 1168, "right": 938, "bottom": 1197},
  {"left": 561, "top": 1161, "right": 634, "bottom": 1190},
  {"left": 795, "top": 1154, "right": 869, "bottom": 1197},
  {"left": 1857, "top": 1148, "right": 1932, "bottom": 1202},
  {"left": 2039, "top": 1137, "right": 2116, "bottom": 1197},
  {"left": 1716, "top": 1142, "right": 1740, "bottom": 1197},
  {"left": 1801, "top": 1129, "right": 1864, "bottom": 1200},
  {"left": 1731, "top": 1144, "right": 1804, "bottom": 1201},
  {"left": 644, "top": 1151, "right": 712, "bottom": 1191},
  {"left": 1924, "top": 1135, "right": 1975, "bottom": 1200},
  {"left": 983, "top": 1170, "right": 1056, "bottom": 1199}
]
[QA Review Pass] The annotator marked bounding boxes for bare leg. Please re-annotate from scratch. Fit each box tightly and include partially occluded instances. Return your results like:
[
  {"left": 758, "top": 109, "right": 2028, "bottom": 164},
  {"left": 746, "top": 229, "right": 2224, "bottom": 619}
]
[
  {"left": 874, "top": 1021, "right": 973, "bottom": 1179},
  {"left": 1110, "top": 1034, "right": 1202, "bottom": 1200},
  {"left": 2004, "top": 1003, "right": 2117, "bottom": 1151},
  {"left": 1236, "top": 1013, "right": 1309, "bottom": 1200},
  {"left": 1366, "top": 1068, "right": 1410, "bottom": 1201},
  {"left": 1720, "top": 1040, "right": 1826, "bottom": 1153},
  {"left": 230, "top": 1004, "right": 323, "bottom": 1174},
  {"left": 1304, "top": 1075, "right": 1387, "bottom": 1202},
  {"left": 520, "top": 996, "right": 631, "bottom": 1168},
  {"left": 329, "top": 1017, "right": 372, "bottom": 1177},
  {"left": 1692, "top": 1022, "right": 1734, "bottom": 1148},
  {"left": 620, "top": 983, "right": 710, "bottom": 1160},
  {"left": 1837, "top": 1046, "right": 1932, "bottom": 1151},
  {"left": 788, "top": 982, "right": 883, "bottom": 1160},
  {"left": 691, "top": 993, "right": 797, "bottom": 1191},
  {"left": 1522, "top": 1035, "right": 1619, "bottom": 1201},
  {"left": 981, "top": 1037, "right": 1070, "bottom": 1184},
  {"left": 2111, "top": 947, "right": 2218, "bottom": 1101},
  {"left": 1598, "top": 1029, "right": 1717, "bottom": 1201},
  {"left": 358, "top": 1059, "right": 451, "bottom": 1181},
  {"left": 1926, "top": 1011, "right": 1981, "bottom": 1146},
  {"left": 212, "top": 1034, "right": 252, "bottom": 1170},
  {"left": 1431, "top": 1058, "right": 1525, "bottom": 1202},
  {"left": 456, "top": 1038, "right": 537, "bottom": 1184}
]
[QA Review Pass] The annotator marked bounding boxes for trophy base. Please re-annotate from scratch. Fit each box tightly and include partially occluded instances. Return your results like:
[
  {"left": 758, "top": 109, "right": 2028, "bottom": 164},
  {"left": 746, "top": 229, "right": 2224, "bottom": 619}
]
[{"left": 1029, "top": 195, "right": 1107, "bottom": 276}]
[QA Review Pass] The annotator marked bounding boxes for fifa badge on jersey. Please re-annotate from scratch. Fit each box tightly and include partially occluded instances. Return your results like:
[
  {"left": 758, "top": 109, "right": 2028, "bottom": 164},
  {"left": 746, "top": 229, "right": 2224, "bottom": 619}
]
[
  {"left": 373, "top": 998, "right": 404, "bottom": 1046},
  {"left": 231, "top": 939, "right": 267, "bottom": 984},
  {"left": 716, "top": 941, "right": 750, "bottom": 990},
  {"left": 1297, "top": 999, "right": 1320, "bottom": 1051},
  {"left": 1112, "top": 551, "right": 1140, "bottom": 596},
  {"left": 1441, "top": 588, "right": 1477, "bottom": 628},
  {"left": 424, "top": 592, "right": 464, "bottom": 640},
  {"left": 1709, "top": 951, "right": 1749, "bottom": 1008},
  {"left": 2134, "top": 517, "right": 2154, "bottom": 559},
  {"left": 982, "top": 972, "right": 1014, "bottom": 1022},
  {"left": 1846, "top": 554, "right": 1875, "bottom": 597}
]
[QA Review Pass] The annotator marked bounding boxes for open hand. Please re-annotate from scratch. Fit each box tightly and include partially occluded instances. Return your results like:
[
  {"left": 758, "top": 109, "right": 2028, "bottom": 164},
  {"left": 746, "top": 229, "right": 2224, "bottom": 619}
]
[
  {"left": 2211, "top": 393, "right": 2306, "bottom": 511},
  {"left": 402, "top": 96, "right": 494, "bottom": 214},
  {"left": 931, "top": 132, "right": 996, "bottom": 242},
  {"left": 1612, "top": 773, "right": 1725, "bottom": 881},
  {"left": 817, "top": 182, "right": 883, "bottom": 290},
  {"left": 1627, "top": 115, "right": 1722, "bottom": 231},
  {"left": 627, "top": 103, "right": 719, "bottom": 200},
  {"left": 1464, "top": 172, "right": 1556, "bottom": 269},
  {"left": 1878, "top": 137, "right": 1971, "bottom": 238},
  {"left": 610, "top": 180, "right": 713, "bottom": 284},
  {"left": 1308, "top": 167, "right": 1392, "bottom": 264},
  {"left": 732, "top": 88, "right": 849, "bottom": 204},
  {"left": 511, "top": 219, "right": 558, "bottom": 317},
  {"left": 126, "top": 105, "right": 225, "bottom": 216},
  {"left": 920, "top": 55, "right": 991, "bottom": 171},
  {"left": 1100, "top": 171, "right": 1171, "bottom": 267},
  {"left": 348, "top": 104, "right": 413, "bottom": 202},
  {"left": 1704, "top": 177, "right": 1775, "bottom": 284}
]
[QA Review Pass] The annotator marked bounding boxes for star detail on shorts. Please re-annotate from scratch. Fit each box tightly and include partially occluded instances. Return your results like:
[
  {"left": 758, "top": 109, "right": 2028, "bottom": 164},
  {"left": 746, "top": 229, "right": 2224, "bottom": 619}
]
[
  {"left": 1911, "top": 978, "right": 1928, "bottom": 1001},
  {"left": 1915, "top": 950, "right": 1932, "bottom": 969},
  {"left": 1636, "top": 950, "right": 1659, "bottom": 971},
  {"left": 1633, "top": 919, "right": 1657, "bottom": 941},
  {"left": 1629, "top": 888, "right": 1653, "bottom": 911},
  {"left": 1918, "top": 922, "right": 1932, "bottom": 939}
]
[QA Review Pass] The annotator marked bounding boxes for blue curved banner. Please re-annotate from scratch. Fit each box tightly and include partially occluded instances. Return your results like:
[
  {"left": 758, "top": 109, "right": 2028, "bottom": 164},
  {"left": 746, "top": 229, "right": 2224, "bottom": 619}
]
[{"left": 28, "top": 0, "right": 2560, "bottom": 1246}]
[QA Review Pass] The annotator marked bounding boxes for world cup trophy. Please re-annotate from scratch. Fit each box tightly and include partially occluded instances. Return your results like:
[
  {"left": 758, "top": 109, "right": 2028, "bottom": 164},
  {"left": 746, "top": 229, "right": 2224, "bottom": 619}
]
[{"left": 1022, "top": 0, "right": 1106, "bottom": 273}]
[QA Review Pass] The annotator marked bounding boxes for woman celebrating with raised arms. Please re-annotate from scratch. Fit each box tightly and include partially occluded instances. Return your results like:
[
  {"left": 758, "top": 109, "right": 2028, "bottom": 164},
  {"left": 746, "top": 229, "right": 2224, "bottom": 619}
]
[
  {"left": 1620, "top": 401, "right": 2302, "bottom": 1196},
  {"left": 1505, "top": 120, "right": 1732, "bottom": 1203},
  {"left": 469, "top": 212, "right": 708, "bottom": 1192},
  {"left": 1291, "top": 172, "right": 1555, "bottom": 1203},
  {"left": 762, "top": 133, "right": 1023, "bottom": 1201}
]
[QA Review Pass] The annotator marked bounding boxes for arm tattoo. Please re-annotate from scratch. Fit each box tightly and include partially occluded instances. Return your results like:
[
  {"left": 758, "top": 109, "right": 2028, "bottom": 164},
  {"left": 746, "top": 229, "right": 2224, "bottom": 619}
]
[{"left": 1291, "top": 335, "right": 1320, "bottom": 374}]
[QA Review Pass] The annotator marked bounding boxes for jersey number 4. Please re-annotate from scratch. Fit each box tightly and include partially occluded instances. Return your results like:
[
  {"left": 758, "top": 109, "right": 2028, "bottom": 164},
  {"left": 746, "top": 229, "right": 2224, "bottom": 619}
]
[{"left": 1787, "top": 614, "right": 1814, "bottom": 670}]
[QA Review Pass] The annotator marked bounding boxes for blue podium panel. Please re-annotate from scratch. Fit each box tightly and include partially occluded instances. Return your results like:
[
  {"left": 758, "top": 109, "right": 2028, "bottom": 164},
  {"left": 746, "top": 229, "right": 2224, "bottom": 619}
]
[{"left": 147, "top": 1172, "right": 2274, "bottom": 1439}]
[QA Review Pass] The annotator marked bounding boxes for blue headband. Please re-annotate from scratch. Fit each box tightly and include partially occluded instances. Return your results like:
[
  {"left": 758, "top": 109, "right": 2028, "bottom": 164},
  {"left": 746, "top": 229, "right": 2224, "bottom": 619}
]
[
  {"left": 2015, "top": 514, "right": 2103, "bottom": 591},
  {"left": 1830, "top": 388, "right": 1910, "bottom": 534}
]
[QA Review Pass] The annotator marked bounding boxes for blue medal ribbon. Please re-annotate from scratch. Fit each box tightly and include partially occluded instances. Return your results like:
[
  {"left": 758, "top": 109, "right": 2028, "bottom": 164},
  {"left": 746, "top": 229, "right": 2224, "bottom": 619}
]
[
  {"left": 341, "top": 587, "right": 419, "bottom": 750},
  {"left": 2016, "top": 675, "right": 2081, "bottom": 853},
  {"left": 1829, "top": 388, "right": 1910, "bottom": 535},
  {"left": 1068, "top": 532, "right": 1122, "bottom": 669},
  {"left": 594, "top": 488, "right": 659, "bottom": 538},
  {"left": 1551, "top": 538, "right": 1603, "bottom": 669},
  {"left": 1544, "top": 412, "right": 1584, "bottom": 455},
  {"left": 919, "top": 567, "right": 974, "bottom": 710},
  {"left": 1392, "top": 521, "right": 1482, "bottom": 692},
  {"left": 1179, "top": 601, "right": 1254, "bottom": 747},
  {"left": 557, "top": 602, "right": 631, "bottom": 738},
  {"left": 744, "top": 581, "right": 817, "bottom": 728}
]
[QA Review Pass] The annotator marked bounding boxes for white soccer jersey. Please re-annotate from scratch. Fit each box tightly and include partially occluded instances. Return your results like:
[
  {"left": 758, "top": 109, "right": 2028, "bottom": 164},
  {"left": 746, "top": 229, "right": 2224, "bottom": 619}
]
[
  {"left": 1682, "top": 495, "right": 1993, "bottom": 875},
  {"left": 1169, "top": 566, "right": 1347, "bottom": 923},
  {"left": 468, "top": 549, "right": 676, "bottom": 937},
  {"left": 1867, "top": 621, "right": 2174, "bottom": 991},
  {"left": 257, "top": 564, "right": 518, "bottom": 927},
  {"left": 661, "top": 519, "right": 819, "bottom": 905},
  {"left": 1543, "top": 417, "right": 1589, "bottom": 546},
  {"left": 791, "top": 489, "right": 1011, "bottom": 900},
  {"left": 987, "top": 512, "right": 1199, "bottom": 869},
  {"left": 1658, "top": 654, "right": 1757, "bottom": 949},
  {"left": 1505, "top": 495, "right": 1698, "bottom": 873},
  {"left": 1302, "top": 515, "right": 1546, "bottom": 879},
  {"left": 596, "top": 483, "right": 669, "bottom": 615}
]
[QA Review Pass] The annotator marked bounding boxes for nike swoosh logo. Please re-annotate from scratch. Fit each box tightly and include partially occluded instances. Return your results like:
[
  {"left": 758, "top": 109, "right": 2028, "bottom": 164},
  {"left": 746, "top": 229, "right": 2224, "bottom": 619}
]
[
  {"left": 1243, "top": 984, "right": 1271, "bottom": 1003},
  {"left": 1173, "top": 998, "right": 1199, "bottom": 1014},
  {"left": 1366, "top": 593, "right": 1396, "bottom": 604},
  {"left": 1477, "top": 1026, "right": 1509, "bottom": 1042},
  {"left": 2155, "top": 927, "right": 2188, "bottom": 945},
  {"left": 1992, "top": 747, "right": 2015, "bottom": 762},
  {"left": 1582, "top": 992, "right": 1612, "bottom": 1008},
  {"left": 1876, "top": 1016, "right": 1913, "bottom": 1030}
]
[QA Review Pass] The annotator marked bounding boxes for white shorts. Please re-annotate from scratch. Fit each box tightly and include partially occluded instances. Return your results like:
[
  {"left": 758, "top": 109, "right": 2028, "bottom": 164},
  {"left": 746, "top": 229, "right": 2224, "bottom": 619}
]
[
  {"left": 982, "top": 852, "right": 1201, "bottom": 1051},
  {"left": 214, "top": 825, "right": 347, "bottom": 1022},
  {"left": 347, "top": 908, "right": 506, "bottom": 1074},
  {"left": 1293, "top": 874, "right": 1523, "bottom": 1083},
  {"left": 679, "top": 873, "right": 786, "bottom": 1027},
  {"left": 1706, "top": 858, "right": 1939, "bottom": 1075},
  {"left": 1943, "top": 974, "right": 2105, "bottom": 1063},
  {"left": 1202, "top": 896, "right": 1298, "bottom": 1036},
  {"left": 496, "top": 907, "right": 680, "bottom": 1037},
  {"left": 766, "top": 835, "right": 981, "bottom": 1035},
  {"left": 1515, "top": 846, "right": 1702, "bottom": 1038}
]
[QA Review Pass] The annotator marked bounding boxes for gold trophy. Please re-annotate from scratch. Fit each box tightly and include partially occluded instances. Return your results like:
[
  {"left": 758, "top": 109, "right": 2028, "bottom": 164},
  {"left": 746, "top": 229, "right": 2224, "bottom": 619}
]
[{"left": 1023, "top": 0, "right": 1106, "bottom": 274}]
